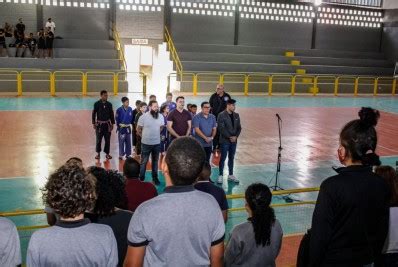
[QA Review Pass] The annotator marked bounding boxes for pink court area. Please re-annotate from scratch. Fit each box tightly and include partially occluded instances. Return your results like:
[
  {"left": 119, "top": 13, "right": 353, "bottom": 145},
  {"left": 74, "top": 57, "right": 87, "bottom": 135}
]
[{"left": 1, "top": 107, "right": 398, "bottom": 178}]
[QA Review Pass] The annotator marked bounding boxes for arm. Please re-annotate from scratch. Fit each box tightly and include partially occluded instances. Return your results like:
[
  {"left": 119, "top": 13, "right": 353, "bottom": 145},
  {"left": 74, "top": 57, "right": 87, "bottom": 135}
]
[
  {"left": 137, "top": 116, "right": 144, "bottom": 137},
  {"left": 210, "top": 242, "right": 224, "bottom": 267},
  {"left": 167, "top": 121, "right": 180, "bottom": 138},
  {"left": 217, "top": 114, "right": 232, "bottom": 139},
  {"left": 124, "top": 246, "right": 145, "bottom": 267},
  {"left": 109, "top": 103, "right": 115, "bottom": 125},
  {"left": 222, "top": 210, "right": 228, "bottom": 223},
  {"left": 195, "top": 127, "right": 210, "bottom": 142},
  {"left": 185, "top": 120, "right": 192, "bottom": 136},
  {"left": 224, "top": 233, "right": 239, "bottom": 267},
  {"left": 236, "top": 114, "right": 242, "bottom": 138},
  {"left": 115, "top": 109, "right": 121, "bottom": 127},
  {"left": 137, "top": 126, "right": 142, "bottom": 137},
  {"left": 308, "top": 182, "right": 334, "bottom": 267},
  {"left": 92, "top": 102, "right": 98, "bottom": 126}
]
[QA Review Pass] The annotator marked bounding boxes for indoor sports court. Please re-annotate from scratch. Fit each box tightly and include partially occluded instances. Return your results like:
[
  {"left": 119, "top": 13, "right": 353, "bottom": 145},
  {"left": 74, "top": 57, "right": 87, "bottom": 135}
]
[{"left": 1, "top": 0, "right": 398, "bottom": 266}]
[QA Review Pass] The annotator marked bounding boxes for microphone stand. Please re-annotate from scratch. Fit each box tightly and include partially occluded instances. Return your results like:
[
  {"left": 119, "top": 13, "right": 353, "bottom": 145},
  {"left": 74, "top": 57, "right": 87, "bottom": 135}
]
[{"left": 270, "top": 114, "right": 293, "bottom": 203}]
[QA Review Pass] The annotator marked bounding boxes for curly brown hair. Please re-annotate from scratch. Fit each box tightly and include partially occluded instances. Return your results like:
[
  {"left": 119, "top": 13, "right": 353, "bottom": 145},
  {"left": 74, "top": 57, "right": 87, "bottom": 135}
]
[{"left": 42, "top": 164, "right": 97, "bottom": 218}]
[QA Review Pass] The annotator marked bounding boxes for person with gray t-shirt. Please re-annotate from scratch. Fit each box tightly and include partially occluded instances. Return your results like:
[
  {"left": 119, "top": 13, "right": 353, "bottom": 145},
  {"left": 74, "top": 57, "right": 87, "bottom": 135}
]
[
  {"left": 125, "top": 137, "right": 225, "bottom": 267},
  {"left": 225, "top": 183, "right": 282, "bottom": 267},
  {"left": 137, "top": 100, "right": 164, "bottom": 185},
  {"left": 0, "top": 217, "right": 22, "bottom": 267},
  {"left": 27, "top": 163, "right": 118, "bottom": 267}
]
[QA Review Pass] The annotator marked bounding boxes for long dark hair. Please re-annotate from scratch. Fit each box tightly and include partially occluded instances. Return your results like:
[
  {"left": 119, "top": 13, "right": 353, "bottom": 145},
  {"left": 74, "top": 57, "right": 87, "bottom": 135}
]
[
  {"left": 245, "top": 183, "right": 275, "bottom": 247},
  {"left": 340, "top": 107, "right": 381, "bottom": 166},
  {"left": 375, "top": 165, "right": 398, "bottom": 206}
]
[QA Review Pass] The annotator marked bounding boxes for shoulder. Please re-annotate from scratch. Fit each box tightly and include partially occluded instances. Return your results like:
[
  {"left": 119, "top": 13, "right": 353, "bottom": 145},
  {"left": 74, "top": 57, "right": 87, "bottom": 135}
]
[
  {"left": 0, "top": 217, "right": 17, "bottom": 233},
  {"left": 107, "top": 101, "right": 113, "bottom": 107},
  {"left": 231, "top": 221, "right": 252, "bottom": 236},
  {"left": 86, "top": 223, "right": 115, "bottom": 235}
]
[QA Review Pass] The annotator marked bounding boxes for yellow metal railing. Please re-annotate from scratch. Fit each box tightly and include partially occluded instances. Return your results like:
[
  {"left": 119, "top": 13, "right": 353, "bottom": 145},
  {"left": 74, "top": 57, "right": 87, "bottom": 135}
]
[
  {"left": 164, "top": 27, "right": 183, "bottom": 81},
  {"left": 1, "top": 187, "right": 320, "bottom": 231},
  {"left": 166, "top": 71, "right": 397, "bottom": 96},
  {"left": 0, "top": 69, "right": 147, "bottom": 96},
  {"left": 112, "top": 24, "right": 127, "bottom": 71}
]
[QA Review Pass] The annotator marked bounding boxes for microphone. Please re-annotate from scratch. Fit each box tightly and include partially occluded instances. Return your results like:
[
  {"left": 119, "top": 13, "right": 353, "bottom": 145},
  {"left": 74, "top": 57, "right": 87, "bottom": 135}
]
[{"left": 276, "top": 113, "right": 282, "bottom": 121}]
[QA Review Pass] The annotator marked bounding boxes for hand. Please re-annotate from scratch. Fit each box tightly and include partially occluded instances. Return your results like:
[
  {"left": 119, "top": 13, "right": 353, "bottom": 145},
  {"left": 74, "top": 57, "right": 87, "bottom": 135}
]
[
  {"left": 229, "top": 136, "right": 237, "bottom": 143},
  {"left": 206, "top": 137, "right": 213, "bottom": 144},
  {"left": 110, "top": 125, "right": 114, "bottom": 131}
]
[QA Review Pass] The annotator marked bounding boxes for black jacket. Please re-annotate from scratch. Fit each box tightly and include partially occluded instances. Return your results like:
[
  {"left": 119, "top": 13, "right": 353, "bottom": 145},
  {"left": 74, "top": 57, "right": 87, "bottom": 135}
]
[
  {"left": 209, "top": 92, "right": 231, "bottom": 118},
  {"left": 309, "top": 165, "right": 390, "bottom": 267},
  {"left": 92, "top": 100, "right": 115, "bottom": 125},
  {"left": 217, "top": 111, "right": 241, "bottom": 145}
]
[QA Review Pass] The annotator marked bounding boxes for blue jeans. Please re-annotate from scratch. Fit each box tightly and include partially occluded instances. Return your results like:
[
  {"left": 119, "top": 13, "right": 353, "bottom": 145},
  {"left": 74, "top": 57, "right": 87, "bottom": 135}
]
[
  {"left": 140, "top": 143, "right": 160, "bottom": 181},
  {"left": 118, "top": 132, "right": 132, "bottom": 157},
  {"left": 219, "top": 143, "right": 237, "bottom": 176}
]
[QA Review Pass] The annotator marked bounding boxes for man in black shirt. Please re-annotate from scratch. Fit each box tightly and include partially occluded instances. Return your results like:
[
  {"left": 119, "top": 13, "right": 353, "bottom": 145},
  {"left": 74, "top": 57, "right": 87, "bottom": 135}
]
[
  {"left": 92, "top": 90, "right": 115, "bottom": 160},
  {"left": 15, "top": 18, "right": 25, "bottom": 35},
  {"left": 209, "top": 84, "right": 231, "bottom": 152}
]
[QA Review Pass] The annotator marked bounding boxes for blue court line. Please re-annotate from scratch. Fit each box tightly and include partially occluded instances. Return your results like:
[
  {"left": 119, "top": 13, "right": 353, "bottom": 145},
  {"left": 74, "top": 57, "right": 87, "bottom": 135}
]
[{"left": 0, "top": 96, "right": 398, "bottom": 113}]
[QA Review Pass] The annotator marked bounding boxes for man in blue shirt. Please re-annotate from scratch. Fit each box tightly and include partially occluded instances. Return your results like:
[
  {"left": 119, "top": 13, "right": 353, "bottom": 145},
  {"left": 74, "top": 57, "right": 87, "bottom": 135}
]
[
  {"left": 192, "top": 101, "right": 217, "bottom": 163},
  {"left": 115, "top": 97, "right": 133, "bottom": 160},
  {"left": 162, "top": 92, "right": 177, "bottom": 112}
]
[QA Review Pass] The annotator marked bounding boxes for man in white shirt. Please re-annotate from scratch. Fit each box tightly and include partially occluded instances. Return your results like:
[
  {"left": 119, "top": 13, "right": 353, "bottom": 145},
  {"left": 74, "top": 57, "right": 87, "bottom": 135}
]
[
  {"left": 137, "top": 100, "right": 164, "bottom": 185},
  {"left": 45, "top": 18, "right": 55, "bottom": 33}
]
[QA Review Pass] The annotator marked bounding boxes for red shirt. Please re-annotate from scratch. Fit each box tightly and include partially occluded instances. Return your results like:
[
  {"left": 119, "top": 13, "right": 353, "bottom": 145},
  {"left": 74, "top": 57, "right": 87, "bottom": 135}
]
[{"left": 125, "top": 179, "right": 158, "bottom": 211}]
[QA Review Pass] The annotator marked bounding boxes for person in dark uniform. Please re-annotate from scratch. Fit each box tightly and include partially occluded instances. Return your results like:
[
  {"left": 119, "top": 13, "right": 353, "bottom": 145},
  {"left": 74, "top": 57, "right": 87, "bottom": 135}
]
[
  {"left": 209, "top": 84, "right": 231, "bottom": 152},
  {"left": 45, "top": 28, "right": 54, "bottom": 58},
  {"left": 92, "top": 90, "right": 115, "bottom": 160},
  {"left": 37, "top": 29, "right": 46, "bottom": 58}
]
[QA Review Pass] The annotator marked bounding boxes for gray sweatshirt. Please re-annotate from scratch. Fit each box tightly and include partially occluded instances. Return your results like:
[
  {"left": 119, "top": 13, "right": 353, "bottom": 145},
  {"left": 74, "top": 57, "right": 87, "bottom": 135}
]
[{"left": 225, "top": 219, "right": 283, "bottom": 267}]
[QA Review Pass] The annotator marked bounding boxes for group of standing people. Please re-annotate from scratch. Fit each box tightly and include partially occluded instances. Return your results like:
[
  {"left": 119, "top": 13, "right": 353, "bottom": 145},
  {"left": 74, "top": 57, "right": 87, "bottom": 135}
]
[
  {"left": 0, "top": 18, "right": 55, "bottom": 58},
  {"left": 92, "top": 85, "right": 242, "bottom": 185}
]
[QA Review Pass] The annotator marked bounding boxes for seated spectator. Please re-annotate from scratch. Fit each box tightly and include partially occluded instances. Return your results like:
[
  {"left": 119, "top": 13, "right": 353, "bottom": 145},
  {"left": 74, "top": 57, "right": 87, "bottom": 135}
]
[
  {"left": 375, "top": 165, "right": 398, "bottom": 266},
  {"left": 45, "top": 28, "right": 54, "bottom": 58},
  {"left": 0, "top": 28, "right": 7, "bottom": 57},
  {"left": 0, "top": 217, "right": 22, "bottom": 266},
  {"left": 309, "top": 107, "right": 390, "bottom": 267},
  {"left": 14, "top": 32, "right": 26, "bottom": 57},
  {"left": 195, "top": 161, "right": 229, "bottom": 222},
  {"left": 15, "top": 18, "right": 25, "bottom": 35},
  {"left": 4, "top": 22, "right": 13, "bottom": 37},
  {"left": 27, "top": 33, "right": 37, "bottom": 57},
  {"left": 27, "top": 163, "right": 118, "bottom": 266},
  {"left": 86, "top": 167, "right": 133, "bottom": 267},
  {"left": 37, "top": 29, "right": 46, "bottom": 58},
  {"left": 124, "top": 137, "right": 225, "bottom": 267},
  {"left": 225, "top": 183, "right": 282, "bottom": 267},
  {"left": 124, "top": 157, "right": 157, "bottom": 211},
  {"left": 45, "top": 18, "right": 56, "bottom": 34},
  {"left": 45, "top": 157, "right": 84, "bottom": 226}
]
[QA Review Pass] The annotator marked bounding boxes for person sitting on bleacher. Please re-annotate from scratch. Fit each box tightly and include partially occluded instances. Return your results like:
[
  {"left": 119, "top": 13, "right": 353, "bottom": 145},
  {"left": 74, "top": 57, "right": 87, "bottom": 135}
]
[
  {"left": 14, "top": 32, "right": 26, "bottom": 57},
  {"left": 37, "top": 29, "right": 46, "bottom": 58},
  {"left": 27, "top": 163, "right": 118, "bottom": 266},
  {"left": 27, "top": 32, "right": 37, "bottom": 57},
  {"left": 0, "top": 28, "right": 7, "bottom": 57},
  {"left": 4, "top": 22, "right": 13, "bottom": 37}
]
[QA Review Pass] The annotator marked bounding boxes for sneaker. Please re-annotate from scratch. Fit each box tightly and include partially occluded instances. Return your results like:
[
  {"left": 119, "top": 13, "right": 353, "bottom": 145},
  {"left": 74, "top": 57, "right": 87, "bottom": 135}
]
[
  {"left": 228, "top": 175, "right": 239, "bottom": 184},
  {"left": 152, "top": 177, "right": 160, "bottom": 186},
  {"left": 217, "top": 175, "right": 223, "bottom": 184}
]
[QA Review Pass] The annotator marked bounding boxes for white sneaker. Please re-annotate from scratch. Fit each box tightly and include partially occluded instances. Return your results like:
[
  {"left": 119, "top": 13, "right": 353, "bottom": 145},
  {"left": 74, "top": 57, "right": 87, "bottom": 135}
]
[
  {"left": 217, "top": 175, "right": 223, "bottom": 184},
  {"left": 228, "top": 175, "right": 239, "bottom": 184}
]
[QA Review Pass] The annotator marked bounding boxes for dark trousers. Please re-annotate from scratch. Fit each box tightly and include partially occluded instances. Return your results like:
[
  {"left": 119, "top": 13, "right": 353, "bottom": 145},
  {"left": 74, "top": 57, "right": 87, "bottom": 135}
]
[
  {"left": 140, "top": 144, "right": 160, "bottom": 181},
  {"left": 219, "top": 143, "right": 237, "bottom": 176},
  {"left": 382, "top": 253, "right": 398, "bottom": 267},
  {"left": 204, "top": 146, "right": 212, "bottom": 163},
  {"left": 96, "top": 125, "right": 111, "bottom": 154},
  {"left": 135, "top": 135, "right": 142, "bottom": 155},
  {"left": 213, "top": 130, "right": 220, "bottom": 151}
]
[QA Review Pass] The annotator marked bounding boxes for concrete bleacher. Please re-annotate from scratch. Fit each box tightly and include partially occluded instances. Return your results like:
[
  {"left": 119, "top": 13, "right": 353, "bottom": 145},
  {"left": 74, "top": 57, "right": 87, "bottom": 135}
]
[
  {"left": 173, "top": 43, "right": 395, "bottom": 94},
  {"left": 0, "top": 37, "right": 127, "bottom": 93}
]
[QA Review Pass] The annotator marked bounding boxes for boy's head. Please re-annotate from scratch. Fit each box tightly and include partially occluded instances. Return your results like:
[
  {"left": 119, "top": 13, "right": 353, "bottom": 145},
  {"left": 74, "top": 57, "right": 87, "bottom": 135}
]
[
  {"left": 166, "top": 93, "right": 173, "bottom": 102},
  {"left": 43, "top": 164, "right": 96, "bottom": 219},
  {"left": 149, "top": 95, "right": 156, "bottom": 102},
  {"left": 190, "top": 104, "right": 197, "bottom": 115},
  {"left": 197, "top": 162, "right": 211, "bottom": 182},
  {"left": 163, "top": 137, "right": 205, "bottom": 186},
  {"left": 139, "top": 102, "right": 147, "bottom": 113},
  {"left": 135, "top": 100, "right": 142, "bottom": 109},
  {"left": 123, "top": 158, "right": 140, "bottom": 179}
]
